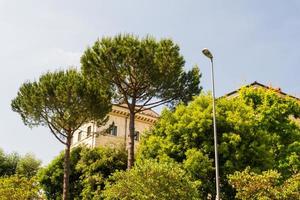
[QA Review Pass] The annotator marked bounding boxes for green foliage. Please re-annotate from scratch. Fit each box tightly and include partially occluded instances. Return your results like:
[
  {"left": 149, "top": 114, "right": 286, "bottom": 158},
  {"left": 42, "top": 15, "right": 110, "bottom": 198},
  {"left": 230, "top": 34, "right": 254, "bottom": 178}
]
[
  {"left": 103, "top": 160, "right": 200, "bottom": 200},
  {"left": 11, "top": 69, "right": 111, "bottom": 138},
  {"left": 228, "top": 168, "right": 300, "bottom": 200},
  {"left": 183, "top": 148, "right": 213, "bottom": 192},
  {"left": 137, "top": 87, "right": 300, "bottom": 199},
  {"left": 16, "top": 153, "right": 41, "bottom": 178},
  {"left": 0, "top": 175, "right": 41, "bottom": 200},
  {"left": 0, "top": 148, "right": 41, "bottom": 178},
  {"left": 81, "top": 34, "right": 201, "bottom": 107},
  {"left": 38, "top": 147, "right": 83, "bottom": 200},
  {"left": 77, "top": 146, "right": 127, "bottom": 200},
  {"left": 0, "top": 150, "right": 20, "bottom": 176},
  {"left": 38, "top": 146, "right": 127, "bottom": 200}
]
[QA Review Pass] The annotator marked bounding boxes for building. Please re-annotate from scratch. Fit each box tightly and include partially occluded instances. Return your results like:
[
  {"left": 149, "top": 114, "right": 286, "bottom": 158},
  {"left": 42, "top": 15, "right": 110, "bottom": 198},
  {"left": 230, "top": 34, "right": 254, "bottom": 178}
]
[{"left": 71, "top": 104, "right": 159, "bottom": 149}]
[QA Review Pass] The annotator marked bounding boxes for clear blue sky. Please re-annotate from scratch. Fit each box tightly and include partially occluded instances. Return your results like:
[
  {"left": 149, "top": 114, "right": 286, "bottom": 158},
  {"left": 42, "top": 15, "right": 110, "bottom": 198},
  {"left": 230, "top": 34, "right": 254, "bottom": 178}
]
[{"left": 0, "top": 0, "right": 299, "bottom": 164}]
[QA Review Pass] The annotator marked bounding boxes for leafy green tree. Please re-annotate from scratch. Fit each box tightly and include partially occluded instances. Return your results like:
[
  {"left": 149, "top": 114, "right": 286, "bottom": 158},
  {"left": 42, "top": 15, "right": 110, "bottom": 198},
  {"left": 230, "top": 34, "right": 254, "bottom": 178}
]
[
  {"left": 81, "top": 34, "right": 201, "bottom": 168},
  {"left": 76, "top": 145, "right": 127, "bottom": 199},
  {"left": 103, "top": 159, "right": 200, "bottom": 200},
  {"left": 228, "top": 168, "right": 300, "bottom": 200},
  {"left": 137, "top": 87, "right": 300, "bottom": 199},
  {"left": 183, "top": 148, "right": 214, "bottom": 195},
  {"left": 0, "top": 148, "right": 41, "bottom": 178},
  {"left": 12, "top": 69, "right": 112, "bottom": 200},
  {"left": 38, "top": 149, "right": 74, "bottom": 200},
  {"left": 38, "top": 147, "right": 84, "bottom": 200},
  {"left": 0, "top": 150, "right": 20, "bottom": 176},
  {"left": 38, "top": 146, "right": 127, "bottom": 200},
  {"left": 0, "top": 175, "right": 41, "bottom": 200},
  {"left": 16, "top": 153, "right": 41, "bottom": 178}
]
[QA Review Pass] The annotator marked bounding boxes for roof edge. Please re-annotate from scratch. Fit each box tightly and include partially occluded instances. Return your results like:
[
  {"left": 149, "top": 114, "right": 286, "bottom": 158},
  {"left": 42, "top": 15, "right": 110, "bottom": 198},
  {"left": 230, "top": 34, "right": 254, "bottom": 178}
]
[{"left": 224, "top": 81, "right": 300, "bottom": 101}]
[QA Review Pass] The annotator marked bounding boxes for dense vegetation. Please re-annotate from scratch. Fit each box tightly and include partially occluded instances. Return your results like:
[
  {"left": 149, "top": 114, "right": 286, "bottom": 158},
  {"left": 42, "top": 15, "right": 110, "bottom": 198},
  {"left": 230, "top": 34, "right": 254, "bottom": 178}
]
[
  {"left": 228, "top": 167, "right": 300, "bottom": 200},
  {"left": 0, "top": 149, "right": 42, "bottom": 199},
  {"left": 0, "top": 148, "right": 41, "bottom": 178},
  {"left": 137, "top": 87, "right": 300, "bottom": 199},
  {"left": 103, "top": 159, "right": 200, "bottom": 200},
  {"left": 0, "top": 175, "right": 41, "bottom": 200},
  {"left": 5, "top": 86, "right": 300, "bottom": 199},
  {"left": 38, "top": 146, "right": 127, "bottom": 200}
]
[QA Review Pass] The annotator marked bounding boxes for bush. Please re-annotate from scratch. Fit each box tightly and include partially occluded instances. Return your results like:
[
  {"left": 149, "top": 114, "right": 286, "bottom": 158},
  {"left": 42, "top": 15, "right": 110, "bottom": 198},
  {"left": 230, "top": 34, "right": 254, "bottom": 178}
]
[
  {"left": 38, "top": 146, "right": 127, "bottom": 199},
  {"left": 0, "top": 175, "right": 41, "bottom": 200},
  {"left": 103, "top": 160, "right": 200, "bottom": 200},
  {"left": 228, "top": 168, "right": 300, "bottom": 200}
]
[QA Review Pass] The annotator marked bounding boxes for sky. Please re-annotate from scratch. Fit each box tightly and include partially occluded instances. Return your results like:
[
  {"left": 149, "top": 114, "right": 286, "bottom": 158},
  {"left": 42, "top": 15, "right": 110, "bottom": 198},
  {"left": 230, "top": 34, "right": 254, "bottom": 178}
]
[{"left": 0, "top": 0, "right": 299, "bottom": 165}]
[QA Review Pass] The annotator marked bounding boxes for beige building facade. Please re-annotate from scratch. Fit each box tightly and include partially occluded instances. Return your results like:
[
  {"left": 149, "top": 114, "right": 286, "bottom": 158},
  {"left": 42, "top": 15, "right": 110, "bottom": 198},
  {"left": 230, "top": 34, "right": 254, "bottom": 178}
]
[{"left": 71, "top": 104, "right": 159, "bottom": 149}]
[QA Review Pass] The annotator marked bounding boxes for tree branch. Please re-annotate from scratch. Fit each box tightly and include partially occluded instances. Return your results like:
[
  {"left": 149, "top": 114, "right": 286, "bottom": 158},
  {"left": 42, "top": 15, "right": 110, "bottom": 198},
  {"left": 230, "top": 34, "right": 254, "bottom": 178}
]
[
  {"left": 134, "top": 96, "right": 153, "bottom": 114},
  {"left": 47, "top": 123, "right": 67, "bottom": 145},
  {"left": 40, "top": 111, "right": 68, "bottom": 138},
  {"left": 73, "top": 118, "right": 89, "bottom": 135},
  {"left": 136, "top": 97, "right": 177, "bottom": 113}
]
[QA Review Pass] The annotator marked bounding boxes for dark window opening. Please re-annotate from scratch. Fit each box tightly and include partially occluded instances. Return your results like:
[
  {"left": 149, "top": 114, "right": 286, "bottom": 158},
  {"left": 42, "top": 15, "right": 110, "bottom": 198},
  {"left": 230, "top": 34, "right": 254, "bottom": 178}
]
[
  {"left": 109, "top": 125, "right": 118, "bottom": 136},
  {"left": 87, "top": 126, "right": 92, "bottom": 137},
  {"left": 78, "top": 131, "right": 82, "bottom": 142},
  {"left": 134, "top": 131, "right": 140, "bottom": 141}
]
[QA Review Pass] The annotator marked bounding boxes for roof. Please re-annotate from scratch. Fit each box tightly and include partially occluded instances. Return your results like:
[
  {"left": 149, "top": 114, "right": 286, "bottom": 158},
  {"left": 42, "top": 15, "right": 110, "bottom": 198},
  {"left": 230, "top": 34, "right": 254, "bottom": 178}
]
[
  {"left": 224, "top": 81, "right": 300, "bottom": 101},
  {"left": 112, "top": 104, "right": 160, "bottom": 118}
]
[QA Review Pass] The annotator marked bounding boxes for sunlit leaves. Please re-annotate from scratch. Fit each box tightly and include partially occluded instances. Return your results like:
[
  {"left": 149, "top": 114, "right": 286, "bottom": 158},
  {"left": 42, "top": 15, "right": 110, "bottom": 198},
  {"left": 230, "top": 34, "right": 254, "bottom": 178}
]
[
  {"left": 228, "top": 168, "right": 300, "bottom": 200},
  {"left": 0, "top": 175, "right": 41, "bottom": 200},
  {"left": 103, "top": 160, "right": 200, "bottom": 200},
  {"left": 138, "top": 87, "right": 300, "bottom": 199}
]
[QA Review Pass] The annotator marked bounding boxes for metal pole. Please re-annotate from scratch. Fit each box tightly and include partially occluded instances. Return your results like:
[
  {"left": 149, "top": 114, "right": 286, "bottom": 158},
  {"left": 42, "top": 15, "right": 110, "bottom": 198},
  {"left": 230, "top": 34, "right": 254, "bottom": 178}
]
[{"left": 210, "top": 58, "right": 220, "bottom": 200}]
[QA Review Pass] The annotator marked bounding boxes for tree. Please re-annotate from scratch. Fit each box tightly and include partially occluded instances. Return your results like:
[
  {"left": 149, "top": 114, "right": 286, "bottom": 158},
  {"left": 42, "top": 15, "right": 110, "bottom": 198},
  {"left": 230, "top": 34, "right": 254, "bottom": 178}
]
[
  {"left": 0, "top": 175, "right": 41, "bottom": 200},
  {"left": 137, "top": 87, "right": 300, "bottom": 199},
  {"left": 12, "top": 69, "right": 112, "bottom": 200},
  {"left": 0, "top": 148, "right": 41, "bottom": 178},
  {"left": 103, "top": 159, "right": 200, "bottom": 200},
  {"left": 76, "top": 145, "right": 127, "bottom": 199},
  {"left": 16, "top": 153, "right": 41, "bottom": 178},
  {"left": 228, "top": 168, "right": 300, "bottom": 200},
  {"left": 0, "top": 150, "right": 20, "bottom": 176},
  {"left": 38, "top": 147, "right": 84, "bottom": 200},
  {"left": 81, "top": 34, "right": 201, "bottom": 168},
  {"left": 38, "top": 146, "right": 127, "bottom": 200}
]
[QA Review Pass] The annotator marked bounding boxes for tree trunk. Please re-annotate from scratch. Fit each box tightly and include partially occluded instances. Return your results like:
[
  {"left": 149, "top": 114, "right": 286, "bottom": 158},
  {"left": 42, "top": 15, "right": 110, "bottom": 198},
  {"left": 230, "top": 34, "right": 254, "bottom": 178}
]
[
  {"left": 127, "top": 110, "right": 135, "bottom": 169},
  {"left": 62, "top": 136, "right": 71, "bottom": 200}
]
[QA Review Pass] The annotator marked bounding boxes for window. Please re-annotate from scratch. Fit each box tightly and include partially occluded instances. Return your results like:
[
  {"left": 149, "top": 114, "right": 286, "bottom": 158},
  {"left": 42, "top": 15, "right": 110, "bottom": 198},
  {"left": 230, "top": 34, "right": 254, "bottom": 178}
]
[
  {"left": 87, "top": 126, "right": 92, "bottom": 137},
  {"left": 78, "top": 131, "right": 82, "bottom": 142},
  {"left": 134, "top": 131, "right": 140, "bottom": 141},
  {"left": 109, "top": 125, "right": 118, "bottom": 136}
]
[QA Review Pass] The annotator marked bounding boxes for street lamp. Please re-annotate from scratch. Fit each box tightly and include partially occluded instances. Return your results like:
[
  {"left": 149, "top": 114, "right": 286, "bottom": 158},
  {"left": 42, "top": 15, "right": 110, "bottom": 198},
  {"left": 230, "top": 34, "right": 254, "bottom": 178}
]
[{"left": 202, "top": 48, "right": 220, "bottom": 200}]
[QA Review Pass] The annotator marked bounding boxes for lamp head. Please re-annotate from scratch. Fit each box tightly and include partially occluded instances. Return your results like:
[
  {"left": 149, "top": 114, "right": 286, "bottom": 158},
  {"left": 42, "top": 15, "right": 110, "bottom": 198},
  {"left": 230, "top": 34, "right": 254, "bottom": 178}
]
[{"left": 202, "top": 48, "right": 213, "bottom": 59}]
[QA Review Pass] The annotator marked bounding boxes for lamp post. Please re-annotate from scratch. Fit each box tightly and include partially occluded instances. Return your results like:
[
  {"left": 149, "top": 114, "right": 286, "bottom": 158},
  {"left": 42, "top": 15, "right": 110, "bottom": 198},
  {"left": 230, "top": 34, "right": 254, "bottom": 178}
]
[{"left": 202, "top": 48, "right": 220, "bottom": 200}]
